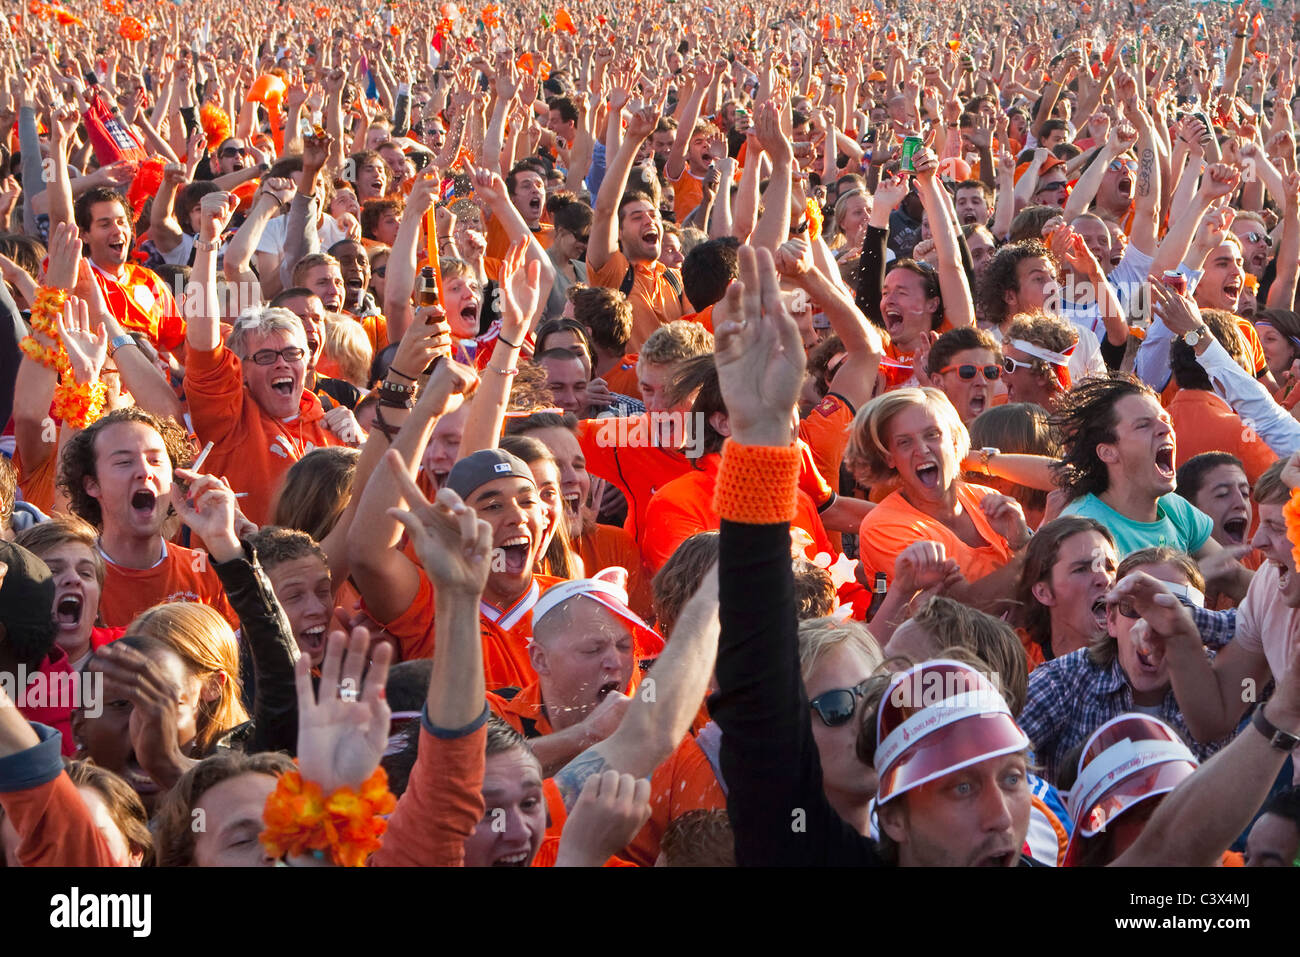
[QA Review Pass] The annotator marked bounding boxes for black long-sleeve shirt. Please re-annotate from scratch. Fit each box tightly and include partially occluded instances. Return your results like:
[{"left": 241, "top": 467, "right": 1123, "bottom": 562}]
[{"left": 711, "top": 517, "right": 886, "bottom": 866}]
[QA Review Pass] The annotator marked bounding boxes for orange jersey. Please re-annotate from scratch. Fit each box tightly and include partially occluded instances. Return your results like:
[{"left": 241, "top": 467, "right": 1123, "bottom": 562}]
[
  {"left": 97, "top": 541, "right": 238, "bottom": 630},
  {"left": 1159, "top": 318, "right": 1268, "bottom": 407},
  {"left": 669, "top": 167, "right": 705, "bottom": 222},
  {"left": 486, "top": 680, "right": 554, "bottom": 736},
  {"left": 858, "top": 482, "right": 1014, "bottom": 586},
  {"left": 601, "top": 353, "right": 640, "bottom": 398},
  {"left": 485, "top": 213, "right": 554, "bottom": 263},
  {"left": 799, "top": 392, "right": 856, "bottom": 493},
  {"left": 679, "top": 302, "right": 715, "bottom": 333},
  {"left": 587, "top": 250, "right": 690, "bottom": 349},
  {"left": 575, "top": 414, "right": 692, "bottom": 544},
  {"left": 91, "top": 262, "right": 185, "bottom": 352},
  {"left": 1169, "top": 388, "right": 1278, "bottom": 484},
  {"left": 622, "top": 732, "right": 725, "bottom": 867},
  {"left": 575, "top": 522, "right": 654, "bottom": 621},
  {"left": 641, "top": 453, "right": 834, "bottom": 572},
  {"left": 367, "top": 564, "right": 563, "bottom": 688},
  {"left": 183, "top": 344, "right": 344, "bottom": 526}
]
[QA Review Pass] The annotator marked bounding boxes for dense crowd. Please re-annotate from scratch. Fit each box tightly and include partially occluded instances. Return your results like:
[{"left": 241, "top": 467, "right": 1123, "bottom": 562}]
[{"left": 1, "top": 0, "right": 1300, "bottom": 871}]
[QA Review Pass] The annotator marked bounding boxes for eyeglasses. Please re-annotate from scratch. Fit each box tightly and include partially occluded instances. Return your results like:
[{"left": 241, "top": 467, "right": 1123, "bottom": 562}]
[
  {"left": 1108, "top": 158, "right": 1137, "bottom": 174},
  {"left": 1002, "top": 355, "right": 1034, "bottom": 374},
  {"left": 1243, "top": 231, "right": 1272, "bottom": 247},
  {"left": 249, "top": 346, "right": 306, "bottom": 366},
  {"left": 809, "top": 679, "right": 871, "bottom": 728},
  {"left": 939, "top": 363, "right": 1002, "bottom": 381}
]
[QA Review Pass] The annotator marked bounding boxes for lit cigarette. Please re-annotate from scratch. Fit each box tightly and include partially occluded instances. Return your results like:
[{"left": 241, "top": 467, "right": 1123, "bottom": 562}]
[
  {"left": 233, "top": 492, "right": 249, "bottom": 498},
  {"left": 192, "top": 441, "right": 215, "bottom": 473}
]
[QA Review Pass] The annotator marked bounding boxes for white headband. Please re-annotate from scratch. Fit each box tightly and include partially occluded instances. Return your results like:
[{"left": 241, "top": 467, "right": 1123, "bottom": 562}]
[{"left": 1010, "top": 339, "right": 1073, "bottom": 367}]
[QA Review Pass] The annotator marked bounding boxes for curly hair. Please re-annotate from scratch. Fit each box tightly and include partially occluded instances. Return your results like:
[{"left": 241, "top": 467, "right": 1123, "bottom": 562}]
[
  {"left": 57, "top": 408, "right": 195, "bottom": 529},
  {"left": 1048, "top": 373, "right": 1153, "bottom": 501},
  {"left": 977, "top": 239, "right": 1056, "bottom": 329}
]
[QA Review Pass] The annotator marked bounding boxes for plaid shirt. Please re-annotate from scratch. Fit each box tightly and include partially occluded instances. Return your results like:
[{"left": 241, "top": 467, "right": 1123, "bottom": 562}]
[{"left": 1019, "top": 648, "right": 1232, "bottom": 787}]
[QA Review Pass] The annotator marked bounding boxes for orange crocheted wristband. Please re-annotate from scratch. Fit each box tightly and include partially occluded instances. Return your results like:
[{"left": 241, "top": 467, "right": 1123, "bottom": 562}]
[{"left": 714, "top": 439, "right": 801, "bottom": 526}]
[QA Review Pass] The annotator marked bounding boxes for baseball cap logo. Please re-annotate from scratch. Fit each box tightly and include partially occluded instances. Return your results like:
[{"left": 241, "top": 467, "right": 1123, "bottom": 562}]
[{"left": 493, "top": 462, "right": 511, "bottom": 473}]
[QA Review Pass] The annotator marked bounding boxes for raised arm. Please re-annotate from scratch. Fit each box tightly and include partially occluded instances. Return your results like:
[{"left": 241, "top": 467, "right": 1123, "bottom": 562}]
[
  {"left": 586, "top": 105, "right": 657, "bottom": 274},
  {"left": 912, "top": 148, "right": 975, "bottom": 328}
]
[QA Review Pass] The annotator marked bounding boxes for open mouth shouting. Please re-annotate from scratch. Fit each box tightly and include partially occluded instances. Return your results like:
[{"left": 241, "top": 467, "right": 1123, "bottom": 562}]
[
  {"left": 495, "top": 534, "right": 532, "bottom": 576},
  {"left": 1117, "top": 177, "right": 1133, "bottom": 197},
  {"left": 562, "top": 492, "right": 581, "bottom": 525},
  {"left": 914, "top": 461, "right": 941, "bottom": 489},
  {"left": 972, "top": 846, "right": 1019, "bottom": 867},
  {"left": 1223, "top": 277, "right": 1242, "bottom": 302},
  {"left": 1278, "top": 561, "right": 1294, "bottom": 593},
  {"left": 55, "top": 592, "right": 84, "bottom": 630},
  {"left": 883, "top": 308, "right": 905, "bottom": 336},
  {"left": 1091, "top": 599, "right": 1108, "bottom": 634},
  {"left": 130, "top": 489, "right": 158, "bottom": 521},
  {"left": 298, "top": 624, "right": 327, "bottom": 660},
  {"left": 1153, "top": 444, "right": 1175, "bottom": 482},
  {"left": 596, "top": 680, "right": 621, "bottom": 700},
  {"left": 966, "top": 391, "right": 987, "bottom": 417},
  {"left": 271, "top": 375, "right": 296, "bottom": 397},
  {"left": 1221, "top": 514, "right": 1249, "bottom": 544}
]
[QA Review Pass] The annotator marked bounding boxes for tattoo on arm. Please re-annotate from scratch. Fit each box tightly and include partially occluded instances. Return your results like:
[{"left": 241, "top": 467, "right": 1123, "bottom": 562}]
[
  {"left": 1138, "top": 147, "right": 1155, "bottom": 198},
  {"left": 552, "top": 746, "right": 609, "bottom": 811}
]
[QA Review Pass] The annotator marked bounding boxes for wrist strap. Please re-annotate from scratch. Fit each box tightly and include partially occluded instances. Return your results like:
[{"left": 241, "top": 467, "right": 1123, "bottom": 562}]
[{"left": 714, "top": 439, "right": 801, "bottom": 525}]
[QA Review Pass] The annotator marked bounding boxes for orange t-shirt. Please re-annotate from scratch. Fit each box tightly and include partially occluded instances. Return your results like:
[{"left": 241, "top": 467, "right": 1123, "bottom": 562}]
[
  {"left": 799, "top": 392, "right": 856, "bottom": 497},
  {"left": 367, "top": 565, "right": 563, "bottom": 688},
  {"left": 485, "top": 213, "right": 555, "bottom": 262},
  {"left": 97, "top": 541, "right": 238, "bottom": 630},
  {"left": 622, "top": 733, "right": 725, "bottom": 867},
  {"left": 1016, "top": 626, "right": 1049, "bottom": 674},
  {"left": 184, "top": 344, "right": 343, "bottom": 527},
  {"left": 587, "top": 250, "right": 690, "bottom": 349},
  {"left": 1169, "top": 388, "right": 1278, "bottom": 484},
  {"left": 14, "top": 444, "right": 57, "bottom": 516},
  {"left": 679, "top": 302, "right": 715, "bottom": 333},
  {"left": 601, "top": 353, "right": 640, "bottom": 398},
  {"left": 486, "top": 680, "right": 554, "bottom": 736},
  {"left": 346, "top": 311, "right": 389, "bottom": 357},
  {"left": 576, "top": 414, "right": 692, "bottom": 544},
  {"left": 857, "top": 482, "right": 1014, "bottom": 586},
  {"left": 575, "top": 522, "right": 654, "bottom": 621},
  {"left": 669, "top": 167, "right": 705, "bottom": 222},
  {"left": 641, "top": 453, "right": 834, "bottom": 572},
  {"left": 92, "top": 262, "right": 185, "bottom": 352}
]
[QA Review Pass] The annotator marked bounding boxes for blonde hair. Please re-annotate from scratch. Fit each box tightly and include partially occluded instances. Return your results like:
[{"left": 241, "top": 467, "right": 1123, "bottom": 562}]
[
  {"left": 638, "top": 320, "right": 714, "bottom": 372},
  {"left": 796, "top": 617, "right": 883, "bottom": 682},
  {"left": 128, "top": 603, "right": 249, "bottom": 756},
  {"left": 845, "top": 387, "right": 970, "bottom": 484},
  {"left": 322, "top": 315, "right": 374, "bottom": 389}
]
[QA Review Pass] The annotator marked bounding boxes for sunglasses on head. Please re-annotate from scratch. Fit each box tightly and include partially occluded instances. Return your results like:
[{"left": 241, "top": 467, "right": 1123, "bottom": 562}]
[
  {"left": 940, "top": 362, "right": 1002, "bottom": 381},
  {"left": 809, "top": 679, "right": 871, "bottom": 728}
]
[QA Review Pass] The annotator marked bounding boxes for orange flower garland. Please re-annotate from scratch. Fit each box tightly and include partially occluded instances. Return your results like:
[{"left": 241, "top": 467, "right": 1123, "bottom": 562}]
[
  {"left": 1283, "top": 486, "right": 1300, "bottom": 576},
  {"left": 51, "top": 377, "right": 108, "bottom": 430},
  {"left": 261, "top": 767, "right": 396, "bottom": 867},
  {"left": 19, "top": 286, "right": 71, "bottom": 376}
]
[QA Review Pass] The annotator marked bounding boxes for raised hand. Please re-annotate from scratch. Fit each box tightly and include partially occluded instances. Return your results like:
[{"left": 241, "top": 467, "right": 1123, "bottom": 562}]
[
  {"left": 92, "top": 642, "right": 195, "bottom": 790},
  {"left": 43, "top": 221, "right": 83, "bottom": 291},
  {"left": 56, "top": 297, "right": 107, "bottom": 386},
  {"left": 712, "top": 245, "right": 801, "bottom": 447},
  {"left": 295, "top": 626, "right": 393, "bottom": 793},
  {"left": 384, "top": 453, "right": 493, "bottom": 597},
  {"left": 554, "top": 770, "right": 652, "bottom": 867}
]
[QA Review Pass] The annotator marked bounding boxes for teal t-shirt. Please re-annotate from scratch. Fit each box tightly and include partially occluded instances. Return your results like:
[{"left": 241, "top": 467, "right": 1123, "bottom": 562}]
[{"left": 1059, "top": 493, "right": 1213, "bottom": 558}]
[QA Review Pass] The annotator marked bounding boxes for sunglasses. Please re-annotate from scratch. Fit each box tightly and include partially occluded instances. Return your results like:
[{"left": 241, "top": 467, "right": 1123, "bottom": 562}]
[
  {"left": 249, "top": 346, "right": 306, "bottom": 366},
  {"left": 1108, "top": 158, "right": 1137, "bottom": 174},
  {"left": 575, "top": 233, "right": 590, "bottom": 244},
  {"left": 939, "top": 363, "right": 1002, "bottom": 381},
  {"left": 810, "top": 679, "right": 871, "bottom": 728},
  {"left": 1002, "top": 355, "right": 1034, "bottom": 373},
  {"left": 1036, "top": 180, "right": 1068, "bottom": 195},
  {"left": 220, "top": 146, "right": 250, "bottom": 159},
  {"left": 1243, "top": 231, "right": 1272, "bottom": 247}
]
